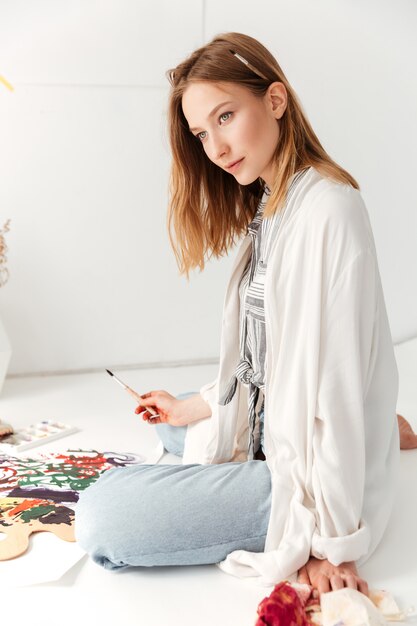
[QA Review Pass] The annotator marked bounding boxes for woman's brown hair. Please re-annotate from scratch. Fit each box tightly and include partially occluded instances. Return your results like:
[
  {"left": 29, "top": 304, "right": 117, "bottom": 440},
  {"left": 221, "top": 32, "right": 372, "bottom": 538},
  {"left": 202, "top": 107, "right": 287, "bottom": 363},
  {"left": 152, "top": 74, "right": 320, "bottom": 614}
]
[{"left": 166, "top": 32, "right": 359, "bottom": 277}]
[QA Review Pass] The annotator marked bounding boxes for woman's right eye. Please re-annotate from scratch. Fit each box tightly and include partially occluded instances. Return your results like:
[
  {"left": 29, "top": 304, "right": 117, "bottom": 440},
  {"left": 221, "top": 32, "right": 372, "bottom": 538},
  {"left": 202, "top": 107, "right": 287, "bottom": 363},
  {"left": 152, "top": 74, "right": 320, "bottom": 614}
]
[{"left": 195, "top": 112, "right": 232, "bottom": 142}]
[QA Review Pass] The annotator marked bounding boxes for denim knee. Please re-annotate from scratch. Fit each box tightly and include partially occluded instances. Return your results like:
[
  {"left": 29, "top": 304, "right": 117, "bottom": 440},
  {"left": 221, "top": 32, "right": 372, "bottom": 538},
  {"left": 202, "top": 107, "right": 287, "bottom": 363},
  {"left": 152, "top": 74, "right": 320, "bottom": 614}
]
[
  {"left": 75, "top": 468, "right": 126, "bottom": 570},
  {"left": 75, "top": 463, "right": 200, "bottom": 569},
  {"left": 76, "top": 465, "right": 166, "bottom": 570},
  {"left": 75, "top": 460, "right": 272, "bottom": 570}
]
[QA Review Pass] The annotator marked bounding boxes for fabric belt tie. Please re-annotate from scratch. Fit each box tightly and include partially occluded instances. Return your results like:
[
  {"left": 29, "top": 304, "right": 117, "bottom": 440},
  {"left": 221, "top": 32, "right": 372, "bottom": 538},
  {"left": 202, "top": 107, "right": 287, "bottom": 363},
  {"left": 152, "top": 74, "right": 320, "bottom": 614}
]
[
  {"left": 218, "top": 360, "right": 262, "bottom": 461},
  {"left": 235, "top": 359, "right": 254, "bottom": 384},
  {"left": 235, "top": 360, "right": 260, "bottom": 461}
]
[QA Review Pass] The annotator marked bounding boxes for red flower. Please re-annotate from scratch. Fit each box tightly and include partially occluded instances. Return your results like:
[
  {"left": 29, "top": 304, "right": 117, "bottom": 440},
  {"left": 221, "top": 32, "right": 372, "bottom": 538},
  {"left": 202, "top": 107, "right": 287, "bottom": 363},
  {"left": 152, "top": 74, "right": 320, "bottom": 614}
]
[{"left": 255, "top": 581, "right": 314, "bottom": 626}]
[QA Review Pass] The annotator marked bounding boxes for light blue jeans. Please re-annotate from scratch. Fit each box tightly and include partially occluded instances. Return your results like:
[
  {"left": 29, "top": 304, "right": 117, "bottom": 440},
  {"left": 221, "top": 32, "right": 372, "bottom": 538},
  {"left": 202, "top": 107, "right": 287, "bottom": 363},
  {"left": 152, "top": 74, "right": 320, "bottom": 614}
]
[{"left": 75, "top": 392, "right": 271, "bottom": 570}]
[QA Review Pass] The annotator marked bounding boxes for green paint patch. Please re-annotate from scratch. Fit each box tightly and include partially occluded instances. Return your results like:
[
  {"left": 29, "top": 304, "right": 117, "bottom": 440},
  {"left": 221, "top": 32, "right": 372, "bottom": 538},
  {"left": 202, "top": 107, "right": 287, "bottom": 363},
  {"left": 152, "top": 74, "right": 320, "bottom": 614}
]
[{"left": 19, "top": 504, "right": 55, "bottom": 523}]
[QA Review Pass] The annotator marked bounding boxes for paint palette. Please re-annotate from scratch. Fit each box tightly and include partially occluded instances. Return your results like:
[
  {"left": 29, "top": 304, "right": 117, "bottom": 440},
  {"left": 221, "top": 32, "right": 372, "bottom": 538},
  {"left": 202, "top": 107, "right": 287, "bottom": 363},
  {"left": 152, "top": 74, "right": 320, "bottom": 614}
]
[{"left": 0, "top": 420, "right": 78, "bottom": 452}]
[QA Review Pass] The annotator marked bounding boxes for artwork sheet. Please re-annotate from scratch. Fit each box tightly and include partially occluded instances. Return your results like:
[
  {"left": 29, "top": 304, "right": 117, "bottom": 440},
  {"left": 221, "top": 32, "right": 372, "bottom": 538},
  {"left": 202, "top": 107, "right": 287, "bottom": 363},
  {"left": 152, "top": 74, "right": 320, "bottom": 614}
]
[{"left": 0, "top": 443, "right": 165, "bottom": 586}]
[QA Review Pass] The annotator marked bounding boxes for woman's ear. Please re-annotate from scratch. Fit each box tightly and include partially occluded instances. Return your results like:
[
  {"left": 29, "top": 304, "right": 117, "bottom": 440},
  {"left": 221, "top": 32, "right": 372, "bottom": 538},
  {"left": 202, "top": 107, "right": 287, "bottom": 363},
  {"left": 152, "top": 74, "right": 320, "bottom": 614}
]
[{"left": 266, "top": 81, "right": 287, "bottom": 120}]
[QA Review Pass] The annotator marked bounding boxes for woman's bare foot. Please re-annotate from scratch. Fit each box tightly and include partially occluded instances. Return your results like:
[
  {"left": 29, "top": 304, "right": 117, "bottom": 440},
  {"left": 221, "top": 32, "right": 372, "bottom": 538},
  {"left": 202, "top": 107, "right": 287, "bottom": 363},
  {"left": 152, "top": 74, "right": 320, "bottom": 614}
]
[{"left": 397, "top": 414, "right": 417, "bottom": 449}]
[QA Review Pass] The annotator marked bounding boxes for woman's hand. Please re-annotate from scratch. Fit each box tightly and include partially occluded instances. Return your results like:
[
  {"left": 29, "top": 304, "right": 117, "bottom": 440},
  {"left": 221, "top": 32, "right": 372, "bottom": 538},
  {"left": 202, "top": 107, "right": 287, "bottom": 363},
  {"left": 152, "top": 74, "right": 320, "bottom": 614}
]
[
  {"left": 297, "top": 557, "right": 369, "bottom": 599},
  {"left": 135, "top": 390, "right": 186, "bottom": 426},
  {"left": 135, "top": 390, "right": 211, "bottom": 427}
]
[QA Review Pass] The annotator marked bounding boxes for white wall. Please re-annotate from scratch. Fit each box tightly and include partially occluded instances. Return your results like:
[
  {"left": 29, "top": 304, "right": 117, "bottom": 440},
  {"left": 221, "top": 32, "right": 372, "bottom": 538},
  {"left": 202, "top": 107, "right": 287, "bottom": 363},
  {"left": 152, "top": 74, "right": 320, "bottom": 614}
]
[{"left": 0, "top": 0, "right": 415, "bottom": 376}]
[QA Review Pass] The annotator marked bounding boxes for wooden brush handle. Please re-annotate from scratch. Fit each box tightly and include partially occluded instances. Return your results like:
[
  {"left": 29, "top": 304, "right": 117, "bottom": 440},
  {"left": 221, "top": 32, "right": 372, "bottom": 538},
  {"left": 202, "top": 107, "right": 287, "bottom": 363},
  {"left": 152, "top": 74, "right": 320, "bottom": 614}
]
[{"left": 126, "top": 388, "right": 158, "bottom": 416}]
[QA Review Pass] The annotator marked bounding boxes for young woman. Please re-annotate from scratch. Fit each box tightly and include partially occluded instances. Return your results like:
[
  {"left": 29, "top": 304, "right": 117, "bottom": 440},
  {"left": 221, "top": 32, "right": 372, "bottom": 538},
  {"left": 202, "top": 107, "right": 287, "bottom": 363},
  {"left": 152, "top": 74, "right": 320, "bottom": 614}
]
[{"left": 76, "top": 32, "right": 415, "bottom": 598}]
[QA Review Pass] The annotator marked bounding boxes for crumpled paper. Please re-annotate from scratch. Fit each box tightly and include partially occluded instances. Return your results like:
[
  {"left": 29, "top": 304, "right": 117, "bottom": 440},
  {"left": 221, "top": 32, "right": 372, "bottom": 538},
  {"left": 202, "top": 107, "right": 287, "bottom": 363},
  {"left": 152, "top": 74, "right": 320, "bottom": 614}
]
[
  {"left": 255, "top": 581, "right": 415, "bottom": 626},
  {"left": 317, "top": 587, "right": 408, "bottom": 625}
]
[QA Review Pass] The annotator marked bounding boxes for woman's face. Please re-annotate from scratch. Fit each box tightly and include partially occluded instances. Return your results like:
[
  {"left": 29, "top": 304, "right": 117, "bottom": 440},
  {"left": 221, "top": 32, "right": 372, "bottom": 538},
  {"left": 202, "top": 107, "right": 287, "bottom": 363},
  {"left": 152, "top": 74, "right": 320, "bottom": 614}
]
[{"left": 182, "top": 80, "right": 287, "bottom": 188}]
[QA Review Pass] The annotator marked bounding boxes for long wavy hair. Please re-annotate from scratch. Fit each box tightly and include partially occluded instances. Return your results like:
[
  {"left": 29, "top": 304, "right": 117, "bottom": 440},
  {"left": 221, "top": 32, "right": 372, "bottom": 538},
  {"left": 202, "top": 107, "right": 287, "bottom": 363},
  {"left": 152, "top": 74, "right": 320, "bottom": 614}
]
[{"left": 166, "top": 32, "right": 359, "bottom": 277}]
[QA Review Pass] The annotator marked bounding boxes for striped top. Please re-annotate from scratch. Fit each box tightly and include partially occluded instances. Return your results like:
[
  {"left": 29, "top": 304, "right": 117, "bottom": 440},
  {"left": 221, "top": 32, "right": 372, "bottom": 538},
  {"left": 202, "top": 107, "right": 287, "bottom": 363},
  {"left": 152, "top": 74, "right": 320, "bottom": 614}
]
[{"left": 235, "top": 168, "right": 311, "bottom": 458}]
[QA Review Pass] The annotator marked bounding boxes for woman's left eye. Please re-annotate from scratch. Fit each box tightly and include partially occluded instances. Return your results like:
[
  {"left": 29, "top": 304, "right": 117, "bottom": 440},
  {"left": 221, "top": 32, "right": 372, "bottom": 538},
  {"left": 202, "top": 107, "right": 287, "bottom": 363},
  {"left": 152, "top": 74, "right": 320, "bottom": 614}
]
[{"left": 219, "top": 112, "right": 232, "bottom": 123}]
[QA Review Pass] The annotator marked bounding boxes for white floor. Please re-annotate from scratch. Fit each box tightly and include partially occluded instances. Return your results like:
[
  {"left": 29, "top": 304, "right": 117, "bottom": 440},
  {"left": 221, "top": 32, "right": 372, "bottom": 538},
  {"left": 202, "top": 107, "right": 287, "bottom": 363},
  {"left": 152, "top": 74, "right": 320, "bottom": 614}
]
[{"left": 0, "top": 340, "right": 416, "bottom": 625}]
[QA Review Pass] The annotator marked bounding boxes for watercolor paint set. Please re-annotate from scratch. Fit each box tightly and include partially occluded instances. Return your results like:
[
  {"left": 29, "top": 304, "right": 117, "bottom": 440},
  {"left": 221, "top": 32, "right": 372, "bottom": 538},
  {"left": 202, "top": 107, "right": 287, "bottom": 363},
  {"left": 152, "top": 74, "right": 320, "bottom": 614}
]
[{"left": 0, "top": 420, "right": 78, "bottom": 452}]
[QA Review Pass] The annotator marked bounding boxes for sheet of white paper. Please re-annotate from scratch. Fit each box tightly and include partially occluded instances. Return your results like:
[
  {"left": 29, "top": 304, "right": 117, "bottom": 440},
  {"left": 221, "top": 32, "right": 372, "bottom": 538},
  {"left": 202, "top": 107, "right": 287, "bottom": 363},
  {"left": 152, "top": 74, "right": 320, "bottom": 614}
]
[{"left": 0, "top": 531, "right": 86, "bottom": 588}]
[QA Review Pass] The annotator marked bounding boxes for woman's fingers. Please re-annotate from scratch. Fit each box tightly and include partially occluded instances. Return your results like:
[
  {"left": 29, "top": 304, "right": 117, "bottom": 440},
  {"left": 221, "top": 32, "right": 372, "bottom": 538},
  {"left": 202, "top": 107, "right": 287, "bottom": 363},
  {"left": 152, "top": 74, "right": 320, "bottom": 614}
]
[
  {"left": 135, "top": 399, "right": 158, "bottom": 413},
  {"left": 357, "top": 578, "right": 369, "bottom": 597},
  {"left": 316, "top": 574, "right": 369, "bottom": 597},
  {"left": 297, "top": 566, "right": 310, "bottom": 585},
  {"left": 317, "top": 573, "right": 331, "bottom": 595},
  {"left": 343, "top": 575, "right": 358, "bottom": 590},
  {"left": 146, "top": 415, "right": 159, "bottom": 423},
  {"left": 133, "top": 390, "right": 176, "bottom": 424},
  {"left": 303, "top": 558, "right": 369, "bottom": 600},
  {"left": 135, "top": 396, "right": 155, "bottom": 408},
  {"left": 317, "top": 574, "right": 349, "bottom": 596},
  {"left": 135, "top": 392, "right": 165, "bottom": 415},
  {"left": 329, "top": 574, "right": 345, "bottom": 591},
  {"left": 135, "top": 406, "right": 161, "bottom": 422}
]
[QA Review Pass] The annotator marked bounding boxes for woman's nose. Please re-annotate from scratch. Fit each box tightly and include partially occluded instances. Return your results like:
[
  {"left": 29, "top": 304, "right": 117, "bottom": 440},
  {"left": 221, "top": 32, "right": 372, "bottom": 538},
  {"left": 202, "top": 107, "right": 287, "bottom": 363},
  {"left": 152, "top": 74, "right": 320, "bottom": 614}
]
[{"left": 209, "top": 134, "right": 229, "bottom": 163}]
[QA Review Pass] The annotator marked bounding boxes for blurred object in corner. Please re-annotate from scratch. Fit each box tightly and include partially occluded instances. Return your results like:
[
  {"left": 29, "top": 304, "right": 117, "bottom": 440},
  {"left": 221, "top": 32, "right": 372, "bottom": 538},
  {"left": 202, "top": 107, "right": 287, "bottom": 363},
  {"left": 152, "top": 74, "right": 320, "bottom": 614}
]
[
  {"left": 0, "top": 420, "right": 13, "bottom": 438},
  {"left": 0, "top": 219, "right": 12, "bottom": 394}
]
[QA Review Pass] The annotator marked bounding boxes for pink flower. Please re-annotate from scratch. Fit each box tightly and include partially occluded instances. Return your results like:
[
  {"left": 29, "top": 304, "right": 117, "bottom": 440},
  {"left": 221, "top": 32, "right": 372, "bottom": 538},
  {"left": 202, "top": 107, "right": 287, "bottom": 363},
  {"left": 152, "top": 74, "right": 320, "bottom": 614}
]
[{"left": 255, "top": 581, "right": 314, "bottom": 626}]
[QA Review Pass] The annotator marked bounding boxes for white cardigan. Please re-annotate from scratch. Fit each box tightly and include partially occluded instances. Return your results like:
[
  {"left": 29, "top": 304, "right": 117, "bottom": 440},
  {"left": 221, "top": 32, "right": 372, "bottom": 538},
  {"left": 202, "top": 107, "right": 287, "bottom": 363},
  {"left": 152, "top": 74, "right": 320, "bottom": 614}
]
[{"left": 182, "top": 167, "right": 400, "bottom": 586}]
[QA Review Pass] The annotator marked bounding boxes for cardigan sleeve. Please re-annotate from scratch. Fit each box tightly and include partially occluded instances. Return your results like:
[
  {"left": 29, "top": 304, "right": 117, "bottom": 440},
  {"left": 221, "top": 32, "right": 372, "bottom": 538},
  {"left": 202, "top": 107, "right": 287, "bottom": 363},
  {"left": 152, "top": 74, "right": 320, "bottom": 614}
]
[
  {"left": 199, "top": 378, "right": 217, "bottom": 405},
  {"left": 310, "top": 247, "right": 378, "bottom": 565},
  {"left": 181, "top": 378, "right": 220, "bottom": 465}
]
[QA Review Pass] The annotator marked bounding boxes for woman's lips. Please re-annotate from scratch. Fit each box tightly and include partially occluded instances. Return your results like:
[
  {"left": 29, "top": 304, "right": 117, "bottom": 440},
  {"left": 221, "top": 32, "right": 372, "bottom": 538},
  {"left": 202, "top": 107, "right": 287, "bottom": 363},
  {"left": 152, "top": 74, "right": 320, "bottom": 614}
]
[{"left": 227, "top": 158, "right": 244, "bottom": 173}]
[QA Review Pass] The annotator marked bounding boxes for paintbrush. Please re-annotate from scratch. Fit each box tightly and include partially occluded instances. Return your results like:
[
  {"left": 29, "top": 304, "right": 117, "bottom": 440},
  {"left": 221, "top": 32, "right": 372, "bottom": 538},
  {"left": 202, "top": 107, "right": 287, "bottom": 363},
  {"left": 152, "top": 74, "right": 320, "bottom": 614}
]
[{"left": 105, "top": 370, "right": 159, "bottom": 418}]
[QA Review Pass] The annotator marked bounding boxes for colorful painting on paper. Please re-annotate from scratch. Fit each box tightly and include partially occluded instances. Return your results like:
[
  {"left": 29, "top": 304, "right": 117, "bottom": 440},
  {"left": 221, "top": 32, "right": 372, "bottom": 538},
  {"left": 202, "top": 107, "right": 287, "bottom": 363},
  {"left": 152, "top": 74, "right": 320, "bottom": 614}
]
[{"left": 0, "top": 449, "right": 144, "bottom": 560}]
